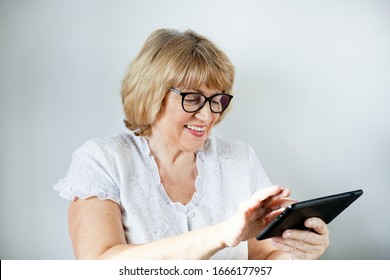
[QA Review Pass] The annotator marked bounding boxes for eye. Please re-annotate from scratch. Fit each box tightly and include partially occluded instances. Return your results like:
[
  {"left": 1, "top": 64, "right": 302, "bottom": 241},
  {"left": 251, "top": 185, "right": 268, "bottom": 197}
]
[
  {"left": 183, "top": 93, "right": 202, "bottom": 105},
  {"left": 211, "top": 95, "right": 224, "bottom": 104}
]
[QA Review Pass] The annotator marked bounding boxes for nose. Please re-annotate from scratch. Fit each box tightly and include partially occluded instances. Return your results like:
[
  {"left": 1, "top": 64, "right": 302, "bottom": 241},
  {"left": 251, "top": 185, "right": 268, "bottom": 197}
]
[{"left": 195, "top": 101, "right": 213, "bottom": 123}]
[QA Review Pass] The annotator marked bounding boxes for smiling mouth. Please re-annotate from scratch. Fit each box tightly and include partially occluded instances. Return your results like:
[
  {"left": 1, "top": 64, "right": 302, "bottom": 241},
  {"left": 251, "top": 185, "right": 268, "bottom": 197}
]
[{"left": 184, "top": 125, "right": 206, "bottom": 132}]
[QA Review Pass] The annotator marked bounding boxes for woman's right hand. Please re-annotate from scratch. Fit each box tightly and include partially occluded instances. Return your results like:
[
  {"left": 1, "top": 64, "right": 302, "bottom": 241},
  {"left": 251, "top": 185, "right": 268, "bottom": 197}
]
[{"left": 218, "top": 185, "right": 294, "bottom": 247}]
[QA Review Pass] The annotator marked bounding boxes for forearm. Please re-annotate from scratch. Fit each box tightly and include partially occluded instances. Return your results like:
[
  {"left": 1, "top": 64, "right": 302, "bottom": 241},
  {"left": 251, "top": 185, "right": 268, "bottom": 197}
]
[{"left": 98, "top": 223, "right": 226, "bottom": 260}]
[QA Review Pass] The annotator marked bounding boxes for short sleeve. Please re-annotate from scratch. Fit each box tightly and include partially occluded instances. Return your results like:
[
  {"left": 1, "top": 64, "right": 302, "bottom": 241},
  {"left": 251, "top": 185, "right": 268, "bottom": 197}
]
[
  {"left": 248, "top": 145, "right": 272, "bottom": 192},
  {"left": 53, "top": 139, "right": 120, "bottom": 204}
]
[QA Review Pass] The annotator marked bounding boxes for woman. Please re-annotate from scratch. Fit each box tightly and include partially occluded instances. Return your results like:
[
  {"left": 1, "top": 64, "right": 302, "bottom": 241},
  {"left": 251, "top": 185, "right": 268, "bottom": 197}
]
[{"left": 53, "top": 28, "right": 329, "bottom": 259}]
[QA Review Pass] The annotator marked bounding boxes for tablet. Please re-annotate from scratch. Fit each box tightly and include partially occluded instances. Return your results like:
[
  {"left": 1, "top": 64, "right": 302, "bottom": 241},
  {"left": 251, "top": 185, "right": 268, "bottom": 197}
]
[{"left": 256, "top": 189, "right": 363, "bottom": 240}]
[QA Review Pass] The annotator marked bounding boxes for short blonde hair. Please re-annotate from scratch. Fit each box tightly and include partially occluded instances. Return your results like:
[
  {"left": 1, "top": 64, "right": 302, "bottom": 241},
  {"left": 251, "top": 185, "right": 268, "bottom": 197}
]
[{"left": 121, "top": 28, "right": 235, "bottom": 135}]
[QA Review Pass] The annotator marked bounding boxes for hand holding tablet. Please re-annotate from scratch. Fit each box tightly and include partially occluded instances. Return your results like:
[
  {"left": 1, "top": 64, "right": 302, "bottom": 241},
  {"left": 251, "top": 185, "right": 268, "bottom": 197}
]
[{"left": 256, "top": 189, "right": 364, "bottom": 240}]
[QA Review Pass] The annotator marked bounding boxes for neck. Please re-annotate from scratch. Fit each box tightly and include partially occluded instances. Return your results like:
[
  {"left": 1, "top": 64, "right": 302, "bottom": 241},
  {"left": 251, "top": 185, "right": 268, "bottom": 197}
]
[
  {"left": 144, "top": 131, "right": 198, "bottom": 204},
  {"left": 145, "top": 134, "right": 196, "bottom": 169}
]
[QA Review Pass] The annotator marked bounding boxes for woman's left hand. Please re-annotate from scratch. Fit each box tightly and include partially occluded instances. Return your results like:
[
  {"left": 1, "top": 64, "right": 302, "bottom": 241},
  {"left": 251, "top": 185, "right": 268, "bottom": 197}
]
[{"left": 271, "top": 217, "right": 330, "bottom": 259}]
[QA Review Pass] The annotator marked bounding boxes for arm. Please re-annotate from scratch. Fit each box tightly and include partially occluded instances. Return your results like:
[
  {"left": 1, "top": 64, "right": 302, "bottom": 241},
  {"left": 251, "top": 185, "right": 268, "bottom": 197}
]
[
  {"left": 69, "top": 186, "right": 291, "bottom": 260},
  {"left": 69, "top": 197, "right": 225, "bottom": 260}
]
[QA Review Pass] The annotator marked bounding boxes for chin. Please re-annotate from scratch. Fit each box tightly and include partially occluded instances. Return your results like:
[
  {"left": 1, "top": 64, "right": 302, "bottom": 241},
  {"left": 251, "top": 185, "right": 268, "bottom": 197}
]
[{"left": 182, "top": 140, "right": 206, "bottom": 152}]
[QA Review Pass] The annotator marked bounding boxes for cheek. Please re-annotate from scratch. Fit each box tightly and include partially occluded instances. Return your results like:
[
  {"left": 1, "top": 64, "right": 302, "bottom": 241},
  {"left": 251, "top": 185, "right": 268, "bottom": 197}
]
[
  {"left": 172, "top": 112, "right": 192, "bottom": 129},
  {"left": 211, "top": 114, "right": 220, "bottom": 125}
]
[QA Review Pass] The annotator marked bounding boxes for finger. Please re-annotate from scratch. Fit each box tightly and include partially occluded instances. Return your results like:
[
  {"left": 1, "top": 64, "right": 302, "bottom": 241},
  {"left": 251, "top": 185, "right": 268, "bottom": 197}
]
[
  {"left": 272, "top": 233, "right": 325, "bottom": 259},
  {"left": 305, "top": 217, "right": 329, "bottom": 236},
  {"left": 262, "top": 208, "right": 285, "bottom": 223},
  {"left": 278, "top": 227, "right": 329, "bottom": 250},
  {"left": 247, "top": 187, "right": 291, "bottom": 219},
  {"left": 238, "top": 198, "right": 267, "bottom": 221},
  {"left": 271, "top": 238, "right": 306, "bottom": 259},
  {"left": 279, "top": 231, "right": 313, "bottom": 249},
  {"left": 266, "top": 197, "right": 296, "bottom": 210},
  {"left": 250, "top": 186, "right": 289, "bottom": 205}
]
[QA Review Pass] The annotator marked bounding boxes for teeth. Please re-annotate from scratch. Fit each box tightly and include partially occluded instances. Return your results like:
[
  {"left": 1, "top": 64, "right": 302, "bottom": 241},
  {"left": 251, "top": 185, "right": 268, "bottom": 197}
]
[{"left": 186, "top": 125, "right": 206, "bottom": 132}]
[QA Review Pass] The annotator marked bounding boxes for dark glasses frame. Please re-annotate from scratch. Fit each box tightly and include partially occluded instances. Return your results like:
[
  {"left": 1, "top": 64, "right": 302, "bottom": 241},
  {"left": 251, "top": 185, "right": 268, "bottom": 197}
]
[{"left": 170, "top": 88, "right": 233, "bottom": 113}]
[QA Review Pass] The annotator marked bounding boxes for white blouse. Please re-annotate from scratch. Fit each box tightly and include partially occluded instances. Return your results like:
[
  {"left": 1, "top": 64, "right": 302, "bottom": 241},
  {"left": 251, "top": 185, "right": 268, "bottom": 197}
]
[{"left": 53, "top": 131, "right": 272, "bottom": 259}]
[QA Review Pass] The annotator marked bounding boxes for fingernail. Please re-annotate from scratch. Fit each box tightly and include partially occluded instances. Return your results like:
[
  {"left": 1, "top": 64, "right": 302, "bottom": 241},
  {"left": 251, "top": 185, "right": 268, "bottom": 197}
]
[{"left": 283, "top": 230, "right": 292, "bottom": 238}]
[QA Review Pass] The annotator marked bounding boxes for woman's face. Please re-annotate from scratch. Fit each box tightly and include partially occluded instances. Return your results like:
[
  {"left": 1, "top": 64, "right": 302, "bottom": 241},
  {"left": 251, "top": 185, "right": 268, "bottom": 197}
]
[{"left": 150, "top": 85, "right": 221, "bottom": 152}]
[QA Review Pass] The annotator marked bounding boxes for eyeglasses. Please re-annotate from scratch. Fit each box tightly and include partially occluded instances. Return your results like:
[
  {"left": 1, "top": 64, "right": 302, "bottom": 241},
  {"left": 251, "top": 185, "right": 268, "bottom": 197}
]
[{"left": 170, "top": 88, "right": 233, "bottom": 113}]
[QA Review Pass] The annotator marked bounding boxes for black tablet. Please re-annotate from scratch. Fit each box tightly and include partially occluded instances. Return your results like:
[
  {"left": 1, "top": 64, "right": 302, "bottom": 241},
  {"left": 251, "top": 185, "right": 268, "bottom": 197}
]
[{"left": 256, "top": 189, "right": 363, "bottom": 240}]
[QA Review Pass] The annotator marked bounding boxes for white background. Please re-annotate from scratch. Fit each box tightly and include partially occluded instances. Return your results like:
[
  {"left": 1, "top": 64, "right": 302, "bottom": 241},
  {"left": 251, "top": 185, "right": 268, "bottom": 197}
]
[{"left": 1, "top": 0, "right": 389, "bottom": 259}]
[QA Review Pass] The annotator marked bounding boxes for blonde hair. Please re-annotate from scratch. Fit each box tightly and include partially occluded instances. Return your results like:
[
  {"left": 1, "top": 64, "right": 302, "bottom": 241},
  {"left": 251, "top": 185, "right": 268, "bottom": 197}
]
[{"left": 121, "top": 28, "right": 235, "bottom": 136}]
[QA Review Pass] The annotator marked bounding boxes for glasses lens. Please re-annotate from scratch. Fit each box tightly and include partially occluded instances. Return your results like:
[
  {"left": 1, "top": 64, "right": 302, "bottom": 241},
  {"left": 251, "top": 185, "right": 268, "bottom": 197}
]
[
  {"left": 183, "top": 93, "right": 205, "bottom": 112},
  {"left": 210, "top": 94, "right": 232, "bottom": 113}
]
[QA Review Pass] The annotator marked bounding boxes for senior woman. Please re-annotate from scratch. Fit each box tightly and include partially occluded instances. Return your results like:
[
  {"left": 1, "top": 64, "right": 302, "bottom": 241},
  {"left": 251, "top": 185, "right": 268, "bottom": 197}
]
[{"left": 53, "top": 28, "right": 329, "bottom": 260}]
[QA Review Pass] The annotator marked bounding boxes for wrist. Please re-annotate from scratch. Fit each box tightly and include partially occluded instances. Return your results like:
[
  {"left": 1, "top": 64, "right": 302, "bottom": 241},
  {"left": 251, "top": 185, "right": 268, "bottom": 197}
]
[
  {"left": 266, "top": 250, "right": 291, "bottom": 260},
  {"left": 213, "top": 222, "right": 229, "bottom": 250}
]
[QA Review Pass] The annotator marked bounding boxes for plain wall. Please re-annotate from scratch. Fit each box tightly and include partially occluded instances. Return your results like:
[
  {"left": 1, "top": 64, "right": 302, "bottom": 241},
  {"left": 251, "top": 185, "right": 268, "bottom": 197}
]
[{"left": 1, "top": 0, "right": 389, "bottom": 259}]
